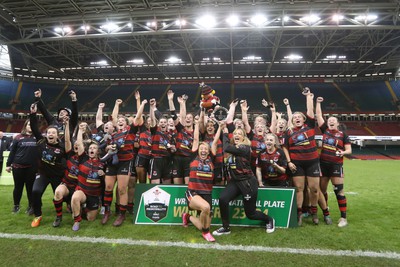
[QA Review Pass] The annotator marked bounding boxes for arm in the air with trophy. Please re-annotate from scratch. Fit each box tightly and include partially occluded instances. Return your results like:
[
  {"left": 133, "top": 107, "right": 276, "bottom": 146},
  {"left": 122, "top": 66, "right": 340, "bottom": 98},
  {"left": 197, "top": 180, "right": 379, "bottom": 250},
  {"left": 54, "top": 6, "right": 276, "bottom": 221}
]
[{"left": 240, "top": 100, "right": 252, "bottom": 134}]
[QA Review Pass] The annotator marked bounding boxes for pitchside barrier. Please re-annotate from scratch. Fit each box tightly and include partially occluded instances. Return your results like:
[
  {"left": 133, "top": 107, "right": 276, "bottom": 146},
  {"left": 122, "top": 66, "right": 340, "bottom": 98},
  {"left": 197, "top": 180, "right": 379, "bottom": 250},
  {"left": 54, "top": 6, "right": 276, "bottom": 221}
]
[{"left": 133, "top": 184, "right": 298, "bottom": 228}]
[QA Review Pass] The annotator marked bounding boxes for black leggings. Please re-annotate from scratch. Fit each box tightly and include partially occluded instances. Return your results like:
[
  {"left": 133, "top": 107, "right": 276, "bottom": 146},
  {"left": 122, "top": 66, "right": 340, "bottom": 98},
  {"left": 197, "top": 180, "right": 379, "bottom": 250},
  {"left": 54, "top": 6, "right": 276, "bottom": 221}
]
[
  {"left": 12, "top": 167, "right": 37, "bottom": 206},
  {"left": 32, "top": 173, "right": 62, "bottom": 217},
  {"left": 219, "top": 177, "right": 272, "bottom": 228}
]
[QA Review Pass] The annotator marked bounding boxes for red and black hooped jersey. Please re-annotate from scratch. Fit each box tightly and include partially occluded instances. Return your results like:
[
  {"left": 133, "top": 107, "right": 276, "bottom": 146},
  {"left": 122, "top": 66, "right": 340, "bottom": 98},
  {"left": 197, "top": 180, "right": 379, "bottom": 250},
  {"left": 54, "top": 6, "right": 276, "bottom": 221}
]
[
  {"left": 62, "top": 151, "right": 80, "bottom": 189},
  {"left": 319, "top": 123, "right": 351, "bottom": 164},
  {"left": 248, "top": 131, "right": 266, "bottom": 167},
  {"left": 276, "top": 131, "right": 285, "bottom": 145},
  {"left": 175, "top": 123, "right": 194, "bottom": 157},
  {"left": 76, "top": 155, "right": 104, "bottom": 196},
  {"left": 256, "top": 148, "right": 288, "bottom": 181},
  {"left": 188, "top": 156, "right": 214, "bottom": 195},
  {"left": 138, "top": 125, "right": 152, "bottom": 158},
  {"left": 284, "top": 117, "right": 319, "bottom": 161},
  {"left": 150, "top": 126, "right": 173, "bottom": 158},
  {"left": 112, "top": 124, "right": 138, "bottom": 162},
  {"left": 203, "top": 133, "right": 223, "bottom": 166}
]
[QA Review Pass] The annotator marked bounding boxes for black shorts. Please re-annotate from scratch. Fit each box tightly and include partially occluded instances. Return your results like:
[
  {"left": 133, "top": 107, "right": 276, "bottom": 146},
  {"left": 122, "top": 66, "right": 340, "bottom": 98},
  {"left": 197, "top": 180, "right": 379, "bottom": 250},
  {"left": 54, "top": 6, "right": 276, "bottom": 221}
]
[
  {"left": 105, "top": 160, "right": 132, "bottom": 176},
  {"left": 320, "top": 161, "right": 343, "bottom": 178},
  {"left": 292, "top": 160, "right": 321, "bottom": 177},
  {"left": 135, "top": 154, "right": 151, "bottom": 169},
  {"left": 149, "top": 157, "right": 172, "bottom": 181},
  {"left": 171, "top": 155, "right": 191, "bottom": 178},
  {"left": 83, "top": 195, "right": 101, "bottom": 211},
  {"left": 263, "top": 179, "right": 289, "bottom": 187},
  {"left": 185, "top": 189, "right": 212, "bottom": 211}
]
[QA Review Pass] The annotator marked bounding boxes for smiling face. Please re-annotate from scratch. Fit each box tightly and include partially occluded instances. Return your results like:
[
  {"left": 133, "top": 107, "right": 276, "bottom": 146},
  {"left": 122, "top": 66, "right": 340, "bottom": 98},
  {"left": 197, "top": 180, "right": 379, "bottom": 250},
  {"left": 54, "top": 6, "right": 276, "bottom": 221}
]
[
  {"left": 88, "top": 143, "right": 99, "bottom": 158},
  {"left": 198, "top": 142, "right": 210, "bottom": 160},
  {"left": 232, "top": 128, "right": 246, "bottom": 145},
  {"left": 254, "top": 123, "right": 266, "bottom": 135},
  {"left": 206, "top": 121, "right": 216, "bottom": 135},
  {"left": 46, "top": 127, "right": 58, "bottom": 144},
  {"left": 185, "top": 113, "right": 194, "bottom": 127},
  {"left": 159, "top": 118, "right": 168, "bottom": 131},
  {"left": 264, "top": 133, "right": 277, "bottom": 151},
  {"left": 277, "top": 119, "right": 287, "bottom": 132},
  {"left": 292, "top": 112, "right": 306, "bottom": 128},
  {"left": 327, "top": 117, "right": 339, "bottom": 130},
  {"left": 117, "top": 117, "right": 128, "bottom": 130}
]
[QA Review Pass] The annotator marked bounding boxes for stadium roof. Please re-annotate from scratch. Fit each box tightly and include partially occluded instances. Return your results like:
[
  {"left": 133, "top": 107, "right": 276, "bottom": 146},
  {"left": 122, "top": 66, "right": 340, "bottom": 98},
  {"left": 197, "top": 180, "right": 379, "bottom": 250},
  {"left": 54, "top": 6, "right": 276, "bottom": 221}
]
[{"left": 0, "top": 0, "right": 399, "bottom": 83}]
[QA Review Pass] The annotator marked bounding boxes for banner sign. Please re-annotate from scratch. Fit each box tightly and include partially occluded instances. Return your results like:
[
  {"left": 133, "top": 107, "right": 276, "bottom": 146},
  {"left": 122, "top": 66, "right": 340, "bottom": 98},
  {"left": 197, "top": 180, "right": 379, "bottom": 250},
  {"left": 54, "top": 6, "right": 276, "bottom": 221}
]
[{"left": 134, "top": 185, "right": 297, "bottom": 228}]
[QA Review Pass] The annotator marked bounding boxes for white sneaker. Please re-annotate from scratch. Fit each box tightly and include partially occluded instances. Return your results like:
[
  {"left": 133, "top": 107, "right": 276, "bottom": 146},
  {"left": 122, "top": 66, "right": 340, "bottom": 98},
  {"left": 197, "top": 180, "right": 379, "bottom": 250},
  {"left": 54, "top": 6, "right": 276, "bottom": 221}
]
[
  {"left": 338, "top": 217, "right": 348, "bottom": 228},
  {"left": 266, "top": 218, "right": 275, "bottom": 234},
  {"left": 212, "top": 227, "right": 231, "bottom": 236},
  {"left": 100, "top": 206, "right": 105, "bottom": 215}
]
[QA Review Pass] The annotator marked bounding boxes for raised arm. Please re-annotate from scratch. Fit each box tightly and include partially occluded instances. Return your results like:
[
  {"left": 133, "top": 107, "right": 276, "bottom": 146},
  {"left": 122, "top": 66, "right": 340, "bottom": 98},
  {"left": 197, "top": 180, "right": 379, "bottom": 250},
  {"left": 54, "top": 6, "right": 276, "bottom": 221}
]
[
  {"left": 29, "top": 103, "right": 43, "bottom": 141},
  {"left": 192, "top": 116, "right": 200, "bottom": 152},
  {"left": 269, "top": 103, "right": 277, "bottom": 134},
  {"left": 198, "top": 109, "right": 206, "bottom": 134},
  {"left": 211, "top": 122, "right": 223, "bottom": 155},
  {"left": 69, "top": 90, "right": 78, "bottom": 131},
  {"left": 303, "top": 87, "right": 314, "bottom": 119},
  {"left": 96, "top": 103, "right": 105, "bottom": 128},
  {"left": 149, "top": 98, "right": 157, "bottom": 128},
  {"left": 226, "top": 99, "right": 238, "bottom": 125},
  {"left": 134, "top": 99, "right": 148, "bottom": 126},
  {"left": 64, "top": 117, "right": 72, "bottom": 152},
  {"left": 111, "top": 99, "right": 123, "bottom": 127},
  {"left": 177, "top": 94, "right": 188, "bottom": 126},
  {"left": 76, "top": 122, "right": 87, "bottom": 156},
  {"left": 34, "top": 88, "right": 56, "bottom": 125},
  {"left": 315, "top": 97, "right": 325, "bottom": 127},
  {"left": 240, "top": 100, "right": 252, "bottom": 134},
  {"left": 283, "top": 98, "right": 293, "bottom": 128}
]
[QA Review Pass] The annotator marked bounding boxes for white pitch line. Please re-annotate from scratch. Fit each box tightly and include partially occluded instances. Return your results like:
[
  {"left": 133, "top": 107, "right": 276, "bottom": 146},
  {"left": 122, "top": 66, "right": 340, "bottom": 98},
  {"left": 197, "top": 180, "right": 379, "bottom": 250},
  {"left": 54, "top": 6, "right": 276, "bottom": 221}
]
[{"left": 0, "top": 232, "right": 399, "bottom": 260}]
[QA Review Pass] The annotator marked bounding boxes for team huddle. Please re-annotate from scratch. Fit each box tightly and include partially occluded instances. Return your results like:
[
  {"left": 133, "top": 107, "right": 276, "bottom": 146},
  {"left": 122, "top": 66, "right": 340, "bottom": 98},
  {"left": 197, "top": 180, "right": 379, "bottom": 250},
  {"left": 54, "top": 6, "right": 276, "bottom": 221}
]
[{"left": 6, "top": 85, "right": 351, "bottom": 242}]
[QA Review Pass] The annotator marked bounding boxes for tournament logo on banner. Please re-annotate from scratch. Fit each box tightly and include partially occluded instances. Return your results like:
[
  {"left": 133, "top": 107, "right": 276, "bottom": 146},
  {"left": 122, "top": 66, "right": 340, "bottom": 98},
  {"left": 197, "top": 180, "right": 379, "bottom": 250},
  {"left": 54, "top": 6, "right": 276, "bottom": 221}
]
[{"left": 142, "top": 186, "right": 171, "bottom": 222}]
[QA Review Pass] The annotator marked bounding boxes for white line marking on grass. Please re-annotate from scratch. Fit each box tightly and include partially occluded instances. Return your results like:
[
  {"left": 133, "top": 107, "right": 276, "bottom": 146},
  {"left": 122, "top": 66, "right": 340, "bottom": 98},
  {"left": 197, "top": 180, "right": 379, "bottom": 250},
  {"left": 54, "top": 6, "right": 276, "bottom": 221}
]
[{"left": 1, "top": 232, "right": 399, "bottom": 260}]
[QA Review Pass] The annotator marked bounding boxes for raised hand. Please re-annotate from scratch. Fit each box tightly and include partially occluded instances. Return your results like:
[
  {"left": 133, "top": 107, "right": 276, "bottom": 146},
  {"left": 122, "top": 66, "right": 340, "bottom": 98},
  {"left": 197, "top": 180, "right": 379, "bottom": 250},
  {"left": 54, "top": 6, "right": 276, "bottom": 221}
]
[
  {"left": 167, "top": 90, "right": 174, "bottom": 100},
  {"left": 115, "top": 99, "right": 123, "bottom": 105},
  {"left": 135, "top": 90, "right": 140, "bottom": 100},
  {"left": 69, "top": 90, "right": 77, "bottom": 101},
  {"left": 34, "top": 89, "right": 42, "bottom": 98},
  {"left": 317, "top": 97, "right": 324, "bottom": 103},
  {"left": 283, "top": 98, "right": 290, "bottom": 106},
  {"left": 98, "top": 103, "right": 105, "bottom": 109}
]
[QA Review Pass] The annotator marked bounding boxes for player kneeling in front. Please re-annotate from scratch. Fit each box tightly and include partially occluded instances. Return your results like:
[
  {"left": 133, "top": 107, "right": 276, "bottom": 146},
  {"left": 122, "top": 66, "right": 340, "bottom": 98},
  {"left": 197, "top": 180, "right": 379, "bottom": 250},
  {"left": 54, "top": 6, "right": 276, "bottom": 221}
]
[{"left": 71, "top": 123, "right": 105, "bottom": 231}]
